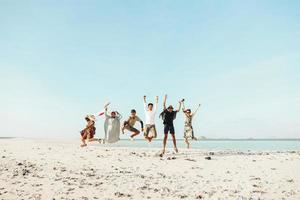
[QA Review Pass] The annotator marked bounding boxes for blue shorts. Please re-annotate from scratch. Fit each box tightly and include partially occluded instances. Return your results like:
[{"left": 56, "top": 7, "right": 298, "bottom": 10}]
[{"left": 164, "top": 124, "right": 175, "bottom": 134}]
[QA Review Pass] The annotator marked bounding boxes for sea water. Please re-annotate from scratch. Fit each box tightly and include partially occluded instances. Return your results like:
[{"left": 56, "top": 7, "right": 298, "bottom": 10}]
[{"left": 103, "top": 139, "right": 300, "bottom": 151}]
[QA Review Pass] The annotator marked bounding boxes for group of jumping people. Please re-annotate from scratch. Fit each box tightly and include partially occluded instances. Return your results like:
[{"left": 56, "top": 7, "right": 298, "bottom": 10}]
[{"left": 80, "top": 95, "right": 201, "bottom": 156}]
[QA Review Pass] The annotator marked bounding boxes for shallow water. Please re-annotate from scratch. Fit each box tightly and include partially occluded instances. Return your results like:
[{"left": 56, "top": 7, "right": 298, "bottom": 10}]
[{"left": 102, "top": 139, "right": 300, "bottom": 151}]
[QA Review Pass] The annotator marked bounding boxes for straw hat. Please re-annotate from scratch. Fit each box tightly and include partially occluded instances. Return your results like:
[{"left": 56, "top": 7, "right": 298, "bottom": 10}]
[{"left": 86, "top": 114, "right": 96, "bottom": 121}]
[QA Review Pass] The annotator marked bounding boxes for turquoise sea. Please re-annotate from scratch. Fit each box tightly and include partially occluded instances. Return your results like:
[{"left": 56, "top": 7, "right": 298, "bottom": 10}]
[{"left": 105, "top": 139, "right": 300, "bottom": 151}]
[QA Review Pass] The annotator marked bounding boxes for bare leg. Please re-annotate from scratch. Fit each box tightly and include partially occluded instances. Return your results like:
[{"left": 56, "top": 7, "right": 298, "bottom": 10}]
[
  {"left": 160, "top": 134, "right": 168, "bottom": 156},
  {"left": 191, "top": 129, "right": 197, "bottom": 140},
  {"left": 86, "top": 132, "right": 102, "bottom": 143},
  {"left": 81, "top": 132, "right": 88, "bottom": 147},
  {"left": 130, "top": 130, "right": 140, "bottom": 138},
  {"left": 185, "top": 137, "right": 190, "bottom": 149},
  {"left": 86, "top": 133, "right": 91, "bottom": 143},
  {"left": 171, "top": 133, "right": 178, "bottom": 153},
  {"left": 88, "top": 138, "right": 99, "bottom": 142}
]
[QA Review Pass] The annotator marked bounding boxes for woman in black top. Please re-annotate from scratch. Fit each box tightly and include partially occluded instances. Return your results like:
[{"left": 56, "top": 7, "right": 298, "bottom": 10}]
[{"left": 159, "top": 94, "right": 183, "bottom": 156}]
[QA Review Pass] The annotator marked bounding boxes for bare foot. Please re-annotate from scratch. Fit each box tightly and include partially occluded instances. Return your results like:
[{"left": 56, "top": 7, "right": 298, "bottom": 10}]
[
  {"left": 80, "top": 144, "right": 87, "bottom": 147},
  {"left": 159, "top": 150, "right": 165, "bottom": 157},
  {"left": 174, "top": 148, "right": 179, "bottom": 153},
  {"left": 145, "top": 136, "right": 151, "bottom": 142}
]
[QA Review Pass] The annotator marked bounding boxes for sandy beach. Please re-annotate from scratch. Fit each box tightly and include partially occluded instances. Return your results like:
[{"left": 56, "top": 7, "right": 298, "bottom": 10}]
[{"left": 0, "top": 138, "right": 299, "bottom": 200}]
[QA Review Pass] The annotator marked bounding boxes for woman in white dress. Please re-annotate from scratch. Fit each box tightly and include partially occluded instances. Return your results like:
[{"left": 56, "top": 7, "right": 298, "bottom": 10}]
[{"left": 104, "top": 104, "right": 122, "bottom": 144}]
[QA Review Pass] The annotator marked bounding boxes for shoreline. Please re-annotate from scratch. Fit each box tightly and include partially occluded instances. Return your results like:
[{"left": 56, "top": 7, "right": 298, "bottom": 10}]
[
  {"left": 2, "top": 137, "right": 300, "bottom": 141},
  {"left": 1, "top": 138, "right": 300, "bottom": 152}
]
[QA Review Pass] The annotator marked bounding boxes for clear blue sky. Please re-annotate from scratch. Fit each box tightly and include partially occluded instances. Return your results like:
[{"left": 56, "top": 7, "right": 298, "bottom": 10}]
[{"left": 1, "top": 0, "right": 299, "bottom": 139}]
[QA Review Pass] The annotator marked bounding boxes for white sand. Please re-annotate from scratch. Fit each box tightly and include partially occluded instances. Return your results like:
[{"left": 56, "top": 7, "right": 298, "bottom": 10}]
[{"left": 0, "top": 138, "right": 300, "bottom": 200}]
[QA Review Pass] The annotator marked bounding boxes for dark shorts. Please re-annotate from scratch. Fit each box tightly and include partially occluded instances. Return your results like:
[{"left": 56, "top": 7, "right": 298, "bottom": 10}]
[
  {"left": 164, "top": 124, "right": 175, "bottom": 134},
  {"left": 124, "top": 125, "right": 139, "bottom": 133}
]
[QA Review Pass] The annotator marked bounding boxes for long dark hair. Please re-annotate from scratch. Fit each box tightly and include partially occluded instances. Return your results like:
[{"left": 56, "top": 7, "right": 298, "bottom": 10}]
[{"left": 159, "top": 109, "right": 166, "bottom": 119}]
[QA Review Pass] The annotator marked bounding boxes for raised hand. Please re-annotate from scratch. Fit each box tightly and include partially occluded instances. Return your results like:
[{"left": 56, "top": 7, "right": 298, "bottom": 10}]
[
  {"left": 104, "top": 102, "right": 111, "bottom": 108},
  {"left": 163, "top": 95, "right": 167, "bottom": 109}
]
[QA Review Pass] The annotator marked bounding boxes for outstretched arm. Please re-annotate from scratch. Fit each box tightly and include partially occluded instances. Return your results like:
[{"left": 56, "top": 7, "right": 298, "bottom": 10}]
[
  {"left": 192, "top": 104, "right": 201, "bottom": 116},
  {"left": 163, "top": 95, "right": 167, "bottom": 110}
]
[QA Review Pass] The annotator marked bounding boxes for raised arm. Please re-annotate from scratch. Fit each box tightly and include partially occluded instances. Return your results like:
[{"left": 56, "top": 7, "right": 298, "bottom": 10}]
[
  {"left": 163, "top": 95, "right": 167, "bottom": 110},
  {"left": 116, "top": 111, "right": 122, "bottom": 120},
  {"left": 104, "top": 102, "right": 110, "bottom": 109},
  {"left": 192, "top": 104, "right": 201, "bottom": 116},
  {"left": 153, "top": 96, "right": 158, "bottom": 112},
  {"left": 143, "top": 95, "right": 147, "bottom": 111},
  {"left": 182, "top": 101, "right": 186, "bottom": 112},
  {"left": 104, "top": 103, "right": 110, "bottom": 117},
  {"left": 176, "top": 100, "right": 182, "bottom": 112}
]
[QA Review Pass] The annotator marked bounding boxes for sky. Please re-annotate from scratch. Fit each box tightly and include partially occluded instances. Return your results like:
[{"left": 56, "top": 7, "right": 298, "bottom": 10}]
[{"left": 0, "top": 0, "right": 300, "bottom": 139}]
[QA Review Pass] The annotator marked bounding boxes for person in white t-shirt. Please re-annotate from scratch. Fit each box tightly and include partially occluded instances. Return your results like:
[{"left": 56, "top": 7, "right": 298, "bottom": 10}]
[{"left": 143, "top": 95, "right": 158, "bottom": 142}]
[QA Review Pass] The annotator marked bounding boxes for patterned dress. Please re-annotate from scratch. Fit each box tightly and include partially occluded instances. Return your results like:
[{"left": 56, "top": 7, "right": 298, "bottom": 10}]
[{"left": 183, "top": 114, "right": 194, "bottom": 139}]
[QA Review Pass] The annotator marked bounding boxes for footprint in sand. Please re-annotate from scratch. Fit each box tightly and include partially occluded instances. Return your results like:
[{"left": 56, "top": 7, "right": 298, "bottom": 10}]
[
  {"left": 167, "top": 157, "right": 176, "bottom": 160},
  {"left": 114, "top": 192, "right": 132, "bottom": 198},
  {"left": 185, "top": 158, "right": 196, "bottom": 162}
]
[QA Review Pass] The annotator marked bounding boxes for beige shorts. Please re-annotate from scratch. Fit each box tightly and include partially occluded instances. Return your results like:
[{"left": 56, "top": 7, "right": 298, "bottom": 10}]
[{"left": 144, "top": 124, "right": 157, "bottom": 138}]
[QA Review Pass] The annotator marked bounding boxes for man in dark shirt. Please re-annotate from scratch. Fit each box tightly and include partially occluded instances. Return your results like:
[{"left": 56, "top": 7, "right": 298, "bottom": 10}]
[{"left": 159, "top": 95, "right": 183, "bottom": 156}]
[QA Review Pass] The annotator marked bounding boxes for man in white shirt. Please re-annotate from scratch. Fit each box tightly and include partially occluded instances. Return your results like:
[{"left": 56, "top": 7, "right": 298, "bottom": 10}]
[{"left": 143, "top": 95, "right": 158, "bottom": 142}]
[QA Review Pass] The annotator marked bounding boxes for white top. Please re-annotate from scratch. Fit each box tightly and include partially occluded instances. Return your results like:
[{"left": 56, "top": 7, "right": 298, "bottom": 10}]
[{"left": 144, "top": 102, "right": 157, "bottom": 125}]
